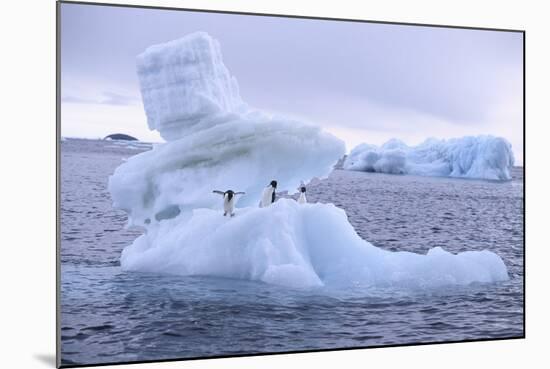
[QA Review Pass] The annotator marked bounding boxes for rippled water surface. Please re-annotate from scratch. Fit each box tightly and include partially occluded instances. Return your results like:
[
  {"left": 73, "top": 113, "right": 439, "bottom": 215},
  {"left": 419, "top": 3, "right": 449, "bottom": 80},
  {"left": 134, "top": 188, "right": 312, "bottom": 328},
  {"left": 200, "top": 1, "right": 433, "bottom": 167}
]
[{"left": 60, "top": 138, "right": 524, "bottom": 366}]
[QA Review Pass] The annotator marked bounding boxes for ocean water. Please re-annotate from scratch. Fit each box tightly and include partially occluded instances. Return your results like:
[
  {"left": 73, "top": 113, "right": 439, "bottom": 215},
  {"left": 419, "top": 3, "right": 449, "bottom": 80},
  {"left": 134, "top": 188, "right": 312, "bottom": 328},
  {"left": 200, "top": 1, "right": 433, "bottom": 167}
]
[{"left": 60, "top": 138, "right": 524, "bottom": 366}]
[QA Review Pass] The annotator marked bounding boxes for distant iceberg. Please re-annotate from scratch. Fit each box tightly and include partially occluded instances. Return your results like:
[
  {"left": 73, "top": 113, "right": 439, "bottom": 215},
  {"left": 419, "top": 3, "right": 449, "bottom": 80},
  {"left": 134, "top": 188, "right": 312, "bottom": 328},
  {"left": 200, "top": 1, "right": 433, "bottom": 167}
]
[
  {"left": 109, "top": 32, "right": 509, "bottom": 289},
  {"left": 344, "top": 136, "right": 514, "bottom": 181}
]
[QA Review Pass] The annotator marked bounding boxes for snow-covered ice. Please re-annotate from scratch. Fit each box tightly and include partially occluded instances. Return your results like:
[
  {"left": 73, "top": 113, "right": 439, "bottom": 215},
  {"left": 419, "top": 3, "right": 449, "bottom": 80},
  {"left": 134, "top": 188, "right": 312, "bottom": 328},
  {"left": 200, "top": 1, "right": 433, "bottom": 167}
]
[
  {"left": 109, "top": 116, "right": 343, "bottom": 226},
  {"left": 121, "top": 199, "right": 509, "bottom": 288},
  {"left": 136, "top": 31, "right": 246, "bottom": 141},
  {"left": 109, "top": 32, "right": 509, "bottom": 289},
  {"left": 344, "top": 136, "right": 514, "bottom": 181}
]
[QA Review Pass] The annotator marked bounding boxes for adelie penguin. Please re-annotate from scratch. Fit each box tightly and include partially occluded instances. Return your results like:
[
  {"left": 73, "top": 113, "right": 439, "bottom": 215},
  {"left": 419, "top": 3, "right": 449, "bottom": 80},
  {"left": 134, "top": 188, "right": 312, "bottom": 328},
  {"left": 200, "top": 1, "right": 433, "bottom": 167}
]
[
  {"left": 260, "top": 180, "right": 277, "bottom": 208},
  {"left": 297, "top": 184, "right": 307, "bottom": 204},
  {"left": 213, "top": 190, "right": 245, "bottom": 216}
]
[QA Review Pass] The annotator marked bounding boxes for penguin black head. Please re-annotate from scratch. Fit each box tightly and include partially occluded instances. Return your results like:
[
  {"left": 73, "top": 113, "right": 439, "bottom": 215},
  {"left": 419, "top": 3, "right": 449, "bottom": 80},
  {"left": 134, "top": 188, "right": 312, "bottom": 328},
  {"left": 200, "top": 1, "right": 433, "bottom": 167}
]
[
  {"left": 226, "top": 190, "right": 234, "bottom": 200},
  {"left": 270, "top": 180, "right": 277, "bottom": 188},
  {"left": 300, "top": 186, "right": 306, "bottom": 193}
]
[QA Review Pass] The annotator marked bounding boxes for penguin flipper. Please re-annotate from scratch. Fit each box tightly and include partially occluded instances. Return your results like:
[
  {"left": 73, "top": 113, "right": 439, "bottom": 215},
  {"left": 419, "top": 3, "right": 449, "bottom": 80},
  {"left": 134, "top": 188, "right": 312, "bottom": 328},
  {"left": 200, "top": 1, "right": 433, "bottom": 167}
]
[
  {"left": 235, "top": 192, "right": 246, "bottom": 195},
  {"left": 213, "top": 190, "right": 225, "bottom": 195}
]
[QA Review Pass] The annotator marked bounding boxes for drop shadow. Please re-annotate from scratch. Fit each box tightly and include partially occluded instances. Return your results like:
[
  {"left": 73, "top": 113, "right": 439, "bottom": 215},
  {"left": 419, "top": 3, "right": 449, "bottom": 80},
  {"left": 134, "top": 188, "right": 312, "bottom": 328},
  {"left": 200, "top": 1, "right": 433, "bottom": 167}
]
[{"left": 33, "top": 353, "right": 57, "bottom": 367}]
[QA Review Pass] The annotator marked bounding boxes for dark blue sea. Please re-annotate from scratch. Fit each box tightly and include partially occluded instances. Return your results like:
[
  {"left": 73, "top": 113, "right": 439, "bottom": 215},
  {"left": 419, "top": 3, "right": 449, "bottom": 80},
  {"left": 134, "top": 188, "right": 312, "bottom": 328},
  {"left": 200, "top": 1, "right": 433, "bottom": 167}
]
[{"left": 60, "top": 138, "right": 524, "bottom": 366}]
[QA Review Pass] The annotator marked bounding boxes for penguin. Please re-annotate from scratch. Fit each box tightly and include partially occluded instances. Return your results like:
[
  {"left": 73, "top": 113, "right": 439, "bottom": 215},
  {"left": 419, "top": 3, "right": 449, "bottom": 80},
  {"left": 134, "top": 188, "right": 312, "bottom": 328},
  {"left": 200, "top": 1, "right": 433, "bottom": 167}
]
[
  {"left": 297, "top": 184, "right": 307, "bottom": 204},
  {"left": 213, "top": 190, "right": 245, "bottom": 216},
  {"left": 260, "top": 180, "right": 277, "bottom": 208}
]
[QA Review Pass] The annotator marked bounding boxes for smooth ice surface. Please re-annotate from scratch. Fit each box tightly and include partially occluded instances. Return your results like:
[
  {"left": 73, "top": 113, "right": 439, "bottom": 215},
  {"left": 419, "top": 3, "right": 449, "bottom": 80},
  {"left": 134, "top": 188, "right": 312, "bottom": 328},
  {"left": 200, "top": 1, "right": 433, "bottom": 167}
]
[
  {"left": 344, "top": 136, "right": 515, "bottom": 180},
  {"left": 121, "top": 199, "right": 509, "bottom": 288},
  {"left": 110, "top": 32, "right": 509, "bottom": 289}
]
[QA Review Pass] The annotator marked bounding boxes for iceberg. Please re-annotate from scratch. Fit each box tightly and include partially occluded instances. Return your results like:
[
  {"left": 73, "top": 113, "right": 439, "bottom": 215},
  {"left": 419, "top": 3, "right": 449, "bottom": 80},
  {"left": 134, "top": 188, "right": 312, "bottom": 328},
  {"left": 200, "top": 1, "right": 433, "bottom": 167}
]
[
  {"left": 109, "top": 32, "right": 345, "bottom": 226},
  {"left": 121, "top": 199, "right": 509, "bottom": 289},
  {"left": 109, "top": 32, "right": 509, "bottom": 289},
  {"left": 344, "top": 136, "right": 515, "bottom": 180}
]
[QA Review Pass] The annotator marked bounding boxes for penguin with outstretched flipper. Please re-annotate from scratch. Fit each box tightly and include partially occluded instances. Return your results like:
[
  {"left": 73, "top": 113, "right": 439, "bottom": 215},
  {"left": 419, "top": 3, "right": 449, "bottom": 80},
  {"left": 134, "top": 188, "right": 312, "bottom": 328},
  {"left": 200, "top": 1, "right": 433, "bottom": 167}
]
[{"left": 213, "top": 190, "right": 245, "bottom": 216}]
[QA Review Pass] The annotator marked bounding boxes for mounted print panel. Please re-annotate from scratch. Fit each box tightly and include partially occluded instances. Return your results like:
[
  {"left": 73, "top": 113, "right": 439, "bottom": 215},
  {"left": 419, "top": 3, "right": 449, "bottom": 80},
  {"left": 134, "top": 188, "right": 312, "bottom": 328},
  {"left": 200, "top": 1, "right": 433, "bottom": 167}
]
[{"left": 57, "top": 1, "right": 524, "bottom": 367}]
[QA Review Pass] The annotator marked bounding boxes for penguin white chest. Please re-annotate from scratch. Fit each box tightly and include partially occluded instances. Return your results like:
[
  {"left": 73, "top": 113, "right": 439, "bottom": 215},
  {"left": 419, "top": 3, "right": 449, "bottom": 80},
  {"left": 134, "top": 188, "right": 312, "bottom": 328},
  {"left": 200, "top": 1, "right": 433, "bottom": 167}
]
[
  {"left": 260, "top": 187, "right": 275, "bottom": 207},
  {"left": 298, "top": 192, "right": 307, "bottom": 204},
  {"left": 224, "top": 195, "right": 235, "bottom": 214}
]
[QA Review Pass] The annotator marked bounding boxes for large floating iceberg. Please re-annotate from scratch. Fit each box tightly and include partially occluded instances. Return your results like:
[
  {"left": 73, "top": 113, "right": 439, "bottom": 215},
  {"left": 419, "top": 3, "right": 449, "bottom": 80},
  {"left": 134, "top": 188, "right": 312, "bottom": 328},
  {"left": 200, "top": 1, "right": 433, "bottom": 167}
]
[
  {"left": 109, "top": 32, "right": 509, "bottom": 289},
  {"left": 121, "top": 199, "right": 508, "bottom": 289},
  {"left": 109, "top": 32, "right": 345, "bottom": 226},
  {"left": 344, "top": 136, "right": 515, "bottom": 180}
]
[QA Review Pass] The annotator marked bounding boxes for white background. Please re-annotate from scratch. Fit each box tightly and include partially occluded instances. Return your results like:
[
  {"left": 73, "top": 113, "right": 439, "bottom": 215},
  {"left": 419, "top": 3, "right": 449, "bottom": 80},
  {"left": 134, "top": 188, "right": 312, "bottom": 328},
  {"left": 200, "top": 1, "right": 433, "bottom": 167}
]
[{"left": 1, "top": 0, "right": 547, "bottom": 368}]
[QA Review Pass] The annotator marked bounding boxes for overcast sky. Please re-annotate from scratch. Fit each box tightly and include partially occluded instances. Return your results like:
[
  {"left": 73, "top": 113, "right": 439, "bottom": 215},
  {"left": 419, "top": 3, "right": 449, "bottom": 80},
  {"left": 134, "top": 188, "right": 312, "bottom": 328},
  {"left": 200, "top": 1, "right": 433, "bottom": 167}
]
[{"left": 60, "top": 3, "right": 524, "bottom": 163}]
